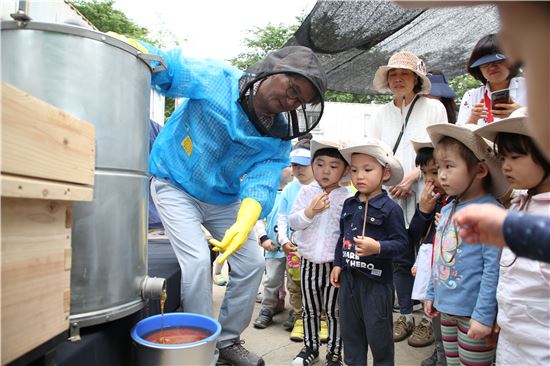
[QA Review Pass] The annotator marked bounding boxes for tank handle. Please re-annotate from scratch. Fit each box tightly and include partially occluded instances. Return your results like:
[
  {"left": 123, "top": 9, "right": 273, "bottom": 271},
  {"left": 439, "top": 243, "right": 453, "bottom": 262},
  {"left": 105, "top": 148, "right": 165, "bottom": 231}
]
[
  {"left": 137, "top": 53, "right": 167, "bottom": 74},
  {"left": 10, "top": 0, "right": 32, "bottom": 22}
]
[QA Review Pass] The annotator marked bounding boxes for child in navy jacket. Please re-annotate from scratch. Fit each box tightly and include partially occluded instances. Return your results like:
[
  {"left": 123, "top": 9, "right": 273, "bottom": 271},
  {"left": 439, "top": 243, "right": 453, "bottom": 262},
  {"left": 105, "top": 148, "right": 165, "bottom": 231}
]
[
  {"left": 331, "top": 139, "right": 408, "bottom": 366},
  {"left": 408, "top": 139, "right": 451, "bottom": 366}
]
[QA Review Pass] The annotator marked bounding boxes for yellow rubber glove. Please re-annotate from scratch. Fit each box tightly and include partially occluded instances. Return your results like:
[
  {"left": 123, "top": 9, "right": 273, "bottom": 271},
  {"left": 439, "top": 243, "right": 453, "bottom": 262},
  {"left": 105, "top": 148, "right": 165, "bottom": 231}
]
[
  {"left": 106, "top": 32, "right": 148, "bottom": 53},
  {"left": 209, "top": 198, "right": 262, "bottom": 264}
]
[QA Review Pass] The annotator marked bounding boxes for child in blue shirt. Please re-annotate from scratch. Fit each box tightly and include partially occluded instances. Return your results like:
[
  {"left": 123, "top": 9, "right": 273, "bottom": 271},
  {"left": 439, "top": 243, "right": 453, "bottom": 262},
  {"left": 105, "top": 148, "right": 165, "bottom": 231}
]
[
  {"left": 253, "top": 167, "right": 293, "bottom": 329},
  {"left": 425, "top": 124, "right": 508, "bottom": 366},
  {"left": 277, "top": 138, "right": 317, "bottom": 341},
  {"left": 331, "top": 138, "right": 408, "bottom": 366}
]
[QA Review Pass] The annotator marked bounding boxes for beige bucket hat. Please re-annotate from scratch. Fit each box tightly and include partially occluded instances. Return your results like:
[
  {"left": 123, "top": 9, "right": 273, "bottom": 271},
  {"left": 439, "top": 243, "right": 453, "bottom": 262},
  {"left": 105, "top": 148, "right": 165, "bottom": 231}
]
[
  {"left": 475, "top": 107, "right": 529, "bottom": 142},
  {"left": 310, "top": 140, "right": 350, "bottom": 182},
  {"left": 373, "top": 51, "right": 432, "bottom": 94},
  {"left": 410, "top": 137, "right": 434, "bottom": 154},
  {"left": 427, "top": 124, "right": 510, "bottom": 198},
  {"left": 339, "top": 138, "right": 404, "bottom": 186}
]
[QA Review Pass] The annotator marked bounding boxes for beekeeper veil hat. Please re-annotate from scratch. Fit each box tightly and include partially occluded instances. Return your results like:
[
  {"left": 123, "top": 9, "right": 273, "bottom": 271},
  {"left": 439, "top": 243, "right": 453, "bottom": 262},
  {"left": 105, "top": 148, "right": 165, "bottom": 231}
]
[{"left": 239, "top": 46, "right": 327, "bottom": 141}]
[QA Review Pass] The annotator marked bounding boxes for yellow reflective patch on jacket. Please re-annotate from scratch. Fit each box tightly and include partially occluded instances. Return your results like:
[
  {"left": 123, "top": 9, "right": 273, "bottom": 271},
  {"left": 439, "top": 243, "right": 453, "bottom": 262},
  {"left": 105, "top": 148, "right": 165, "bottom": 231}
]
[{"left": 181, "top": 136, "right": 193, "bottom": 156}]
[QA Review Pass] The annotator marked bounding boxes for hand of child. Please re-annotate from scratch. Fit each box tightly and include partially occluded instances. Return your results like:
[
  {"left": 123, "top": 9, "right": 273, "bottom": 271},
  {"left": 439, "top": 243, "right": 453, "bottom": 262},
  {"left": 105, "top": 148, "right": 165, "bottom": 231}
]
[
  {"left": 467, "top": 99, "right": 488, "bottom": 124},
  {"left": 423, "top": 300, "right": 440, "bottom": 318},
  {"left": 411, "top": 265, "right": 417, "bottom": 277},
  {"left": 419, "top": 181, "right": 440, "bottom": 214},
  {"left": 434, "top": 212, "right": 441, "bottom": 227},
  {"left": 354, "top": 236, "right": 381, "bottom": 257},
  {"left": 282, "top": 241, "right": 298, "bottom": 256},
  {"left": 330, "top": 266, "right": 342, "bottom": 288},
  {"left": 485, "top": 322, "right": 501, "bottom": 347},
  {"left": 305, "top": 192, "right": 329, "bottom": 219},
  {"left": 260, "top": 239, "right": 276, "bottom": 252},
  {"left": 467, "top": 319, "right": 493, "bottom": 340}
]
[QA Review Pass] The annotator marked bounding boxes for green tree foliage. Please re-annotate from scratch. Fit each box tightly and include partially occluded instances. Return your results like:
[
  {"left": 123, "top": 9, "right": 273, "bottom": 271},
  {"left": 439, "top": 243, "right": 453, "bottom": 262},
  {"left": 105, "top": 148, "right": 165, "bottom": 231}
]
[
  {"left": 71, "top": 0, "right": 152, "bottom": 42},
  {"left": 230, "top": 18, "right": 394, "bottom": 104},
  {"left": 448, "top": 73, "right": 482, "bottom": 103},
  {"left": 229, "top": 22, "right": 301, "bottom": 70},
  {"left": 325, "top": 90, "right": 393, "bottom": 104}
]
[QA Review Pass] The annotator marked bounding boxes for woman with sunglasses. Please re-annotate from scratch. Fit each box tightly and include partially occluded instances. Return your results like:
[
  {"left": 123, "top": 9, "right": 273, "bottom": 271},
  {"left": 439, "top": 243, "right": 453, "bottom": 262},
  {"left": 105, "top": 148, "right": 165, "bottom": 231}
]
[{"left": 457, "top": 34, "right": 526, "bottom": 125}]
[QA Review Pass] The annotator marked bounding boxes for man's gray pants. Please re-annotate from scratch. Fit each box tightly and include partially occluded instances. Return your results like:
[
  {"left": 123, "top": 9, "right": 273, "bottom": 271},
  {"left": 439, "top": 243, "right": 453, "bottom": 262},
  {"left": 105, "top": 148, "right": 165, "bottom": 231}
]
[{"left": 151, "top": 178, "right": 265, "bottom": 349}]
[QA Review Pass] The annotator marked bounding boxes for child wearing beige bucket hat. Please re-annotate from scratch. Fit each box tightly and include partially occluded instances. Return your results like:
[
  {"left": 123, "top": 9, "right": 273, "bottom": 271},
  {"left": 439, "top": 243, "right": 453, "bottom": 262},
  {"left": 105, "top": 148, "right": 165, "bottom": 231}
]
[
  {"left": 330, "top": 138, "right": 408, "bottom": 366},
  {"left": 370, "top": 50, "right": 449, "bottom": 344},
  {"left": 424, "top": 123, "right": 508, "bottom": 366},
  {"left": 289, "top": 140, "right": 351, "bottom": 366},
  {"left": 473, "top": 111, "right": 550, "bottom": 366}
]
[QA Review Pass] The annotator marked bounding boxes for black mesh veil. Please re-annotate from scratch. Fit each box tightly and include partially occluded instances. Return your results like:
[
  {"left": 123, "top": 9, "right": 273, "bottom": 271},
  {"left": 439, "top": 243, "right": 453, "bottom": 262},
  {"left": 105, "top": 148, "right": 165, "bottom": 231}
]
[{"left": 238, "top": 46, "right": 327, "bottom": 140}]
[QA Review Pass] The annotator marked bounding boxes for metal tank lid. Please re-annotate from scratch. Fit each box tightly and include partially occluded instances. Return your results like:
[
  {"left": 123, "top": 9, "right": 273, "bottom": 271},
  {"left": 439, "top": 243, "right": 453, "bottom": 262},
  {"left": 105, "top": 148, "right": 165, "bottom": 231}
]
[{"left": 1, "top": 20, "right": 165, "bottom": 73}]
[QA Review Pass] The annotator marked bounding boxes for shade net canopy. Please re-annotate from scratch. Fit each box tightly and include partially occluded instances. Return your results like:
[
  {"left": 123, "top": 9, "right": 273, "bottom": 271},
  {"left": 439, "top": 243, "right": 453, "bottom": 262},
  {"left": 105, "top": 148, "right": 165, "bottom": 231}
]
[{"left": 286, "top": 0, "right": 499, "bottom": 95}]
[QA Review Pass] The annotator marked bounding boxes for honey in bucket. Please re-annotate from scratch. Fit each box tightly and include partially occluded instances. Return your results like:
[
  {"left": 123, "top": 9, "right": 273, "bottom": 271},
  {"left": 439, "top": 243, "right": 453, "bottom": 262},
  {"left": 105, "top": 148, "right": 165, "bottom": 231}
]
[{"left": 144, "top": 326, "right": 212, "bottom": 344}]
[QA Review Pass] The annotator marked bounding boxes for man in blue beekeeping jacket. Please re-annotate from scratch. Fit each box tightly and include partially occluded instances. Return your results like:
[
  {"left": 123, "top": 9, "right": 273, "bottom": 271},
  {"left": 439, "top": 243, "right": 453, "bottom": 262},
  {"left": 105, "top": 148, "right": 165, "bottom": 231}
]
[{"left": 142, "top": 41, "right": 327, "bottom": 366}]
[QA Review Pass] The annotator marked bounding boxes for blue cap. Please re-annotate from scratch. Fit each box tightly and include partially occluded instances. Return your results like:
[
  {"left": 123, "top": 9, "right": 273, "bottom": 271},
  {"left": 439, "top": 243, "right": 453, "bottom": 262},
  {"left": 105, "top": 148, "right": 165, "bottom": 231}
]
[
  {"left": 427, "top": 74, "right": 456, "bottom": 99},
  {"left": 290, "top": 148, "right": 311, "bottom": 166},
  {"left": 470, "top": 53, "right": 507, "bottom": 68}
]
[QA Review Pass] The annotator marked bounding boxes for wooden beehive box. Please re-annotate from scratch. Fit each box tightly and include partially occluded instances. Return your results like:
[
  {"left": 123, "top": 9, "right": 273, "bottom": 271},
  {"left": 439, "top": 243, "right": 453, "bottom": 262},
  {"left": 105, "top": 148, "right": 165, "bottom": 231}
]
[{"left": 1, "top": 83, "right": 96, "bottom": 365}]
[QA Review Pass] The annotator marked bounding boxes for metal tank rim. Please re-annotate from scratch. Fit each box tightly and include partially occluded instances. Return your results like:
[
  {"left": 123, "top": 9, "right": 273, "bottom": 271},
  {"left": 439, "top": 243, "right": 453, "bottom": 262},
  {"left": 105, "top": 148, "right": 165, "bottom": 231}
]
[{"left": 1, "top": 20, "right": 164, "bottom": 73}]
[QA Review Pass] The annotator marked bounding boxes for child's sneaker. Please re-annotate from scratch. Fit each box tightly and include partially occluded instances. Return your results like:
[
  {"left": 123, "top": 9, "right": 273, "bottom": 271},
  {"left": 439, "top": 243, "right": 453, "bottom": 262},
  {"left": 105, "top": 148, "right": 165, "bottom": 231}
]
[
  {"left": 253, "top": 308, "right": 273, "bottom": 329},
  {"left": 290, "top": 318, "right": 304, "bottom": 342},
  {"left": 325, "top": 352, "right": 342, "bottom": 366},
  {"left": 283, "top": 310, "right": 295, "bottom": 330},
  {"left": 291, "top": 347, "right": 319, "bottom": 366},
  {"left": 319, "top": 319, "right": 329, "bottom": 343}
]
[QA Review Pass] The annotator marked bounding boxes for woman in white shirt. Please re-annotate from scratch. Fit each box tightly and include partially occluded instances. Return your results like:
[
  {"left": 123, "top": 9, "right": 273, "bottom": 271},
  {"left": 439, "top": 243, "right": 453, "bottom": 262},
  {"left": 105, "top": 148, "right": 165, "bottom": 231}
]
[
  {"left": 457, "top": 33, "right": 526, "bottom": 125},
  {"left": 370, "top": 51, "right": 448, "bottom": 225},
  {"left": 370, "top": 51, "right": 447, "bottom": 342}
]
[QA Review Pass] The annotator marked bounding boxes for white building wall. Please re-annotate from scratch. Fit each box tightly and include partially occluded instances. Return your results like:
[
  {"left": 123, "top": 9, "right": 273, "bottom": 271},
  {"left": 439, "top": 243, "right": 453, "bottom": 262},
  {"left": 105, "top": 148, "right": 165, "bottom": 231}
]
[
  {"left": 310, "top": 102, "right": 383, "bottom": 143},
  {"left": 150, "top": 91, "right": 166, "bottom": 125}
]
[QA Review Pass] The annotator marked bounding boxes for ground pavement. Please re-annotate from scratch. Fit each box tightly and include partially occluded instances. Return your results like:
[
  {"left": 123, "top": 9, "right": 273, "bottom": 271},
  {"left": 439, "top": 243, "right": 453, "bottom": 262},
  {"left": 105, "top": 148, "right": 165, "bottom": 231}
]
[{"left": 212, "top": 271, "right": 433, "bottom": 366}]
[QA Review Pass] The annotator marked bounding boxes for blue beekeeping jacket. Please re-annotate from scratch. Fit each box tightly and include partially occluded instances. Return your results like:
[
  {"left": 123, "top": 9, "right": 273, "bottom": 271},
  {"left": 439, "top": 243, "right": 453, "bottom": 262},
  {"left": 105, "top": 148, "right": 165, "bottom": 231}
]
[{"left": 141, "top": 43, "right": 291, "bottom": 217}]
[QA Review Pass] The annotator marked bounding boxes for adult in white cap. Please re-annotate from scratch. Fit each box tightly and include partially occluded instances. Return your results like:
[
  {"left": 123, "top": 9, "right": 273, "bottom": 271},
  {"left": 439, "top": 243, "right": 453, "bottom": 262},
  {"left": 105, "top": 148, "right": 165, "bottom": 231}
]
[
  {"left": 370, "top": 50, "right": 448, "bottom": 342},
  {"left": 276, "top": 137, "right": 316, "bottom": 342},
  {"left": 394, "top": 1, "right": 550, "bottom": 264},
  {"left": 457, "top": 34, "right": 526, "bottom": 126}
]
